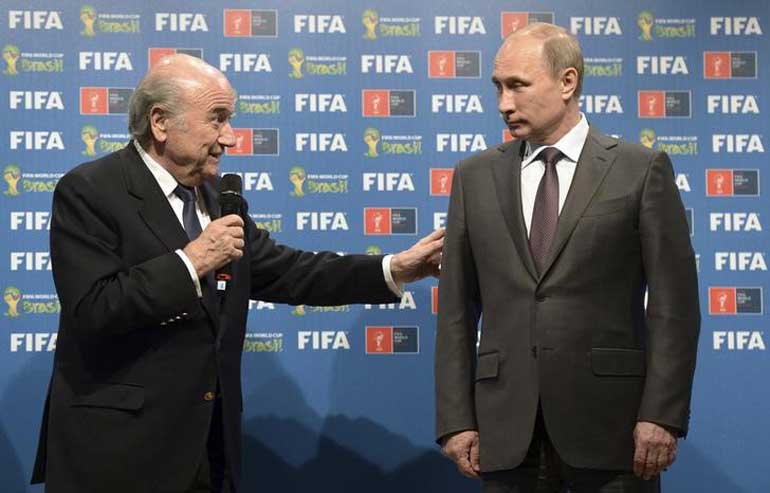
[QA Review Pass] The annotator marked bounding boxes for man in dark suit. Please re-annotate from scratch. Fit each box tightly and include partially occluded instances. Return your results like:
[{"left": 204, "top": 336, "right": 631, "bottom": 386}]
[
  {"left": 32, "top": 54, "right": 443, "bottom": 493},
  {"left": 435, "top": 23, "right": 699, "bottom": 492}
]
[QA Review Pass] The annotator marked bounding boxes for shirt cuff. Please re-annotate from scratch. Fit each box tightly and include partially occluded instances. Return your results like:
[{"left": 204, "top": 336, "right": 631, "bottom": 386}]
[
  {"left": 382, "top": 254, "right": 404, "bottom": 298},
  {"left": 175, "top": 249, "right": 202, "bottom": 298}
]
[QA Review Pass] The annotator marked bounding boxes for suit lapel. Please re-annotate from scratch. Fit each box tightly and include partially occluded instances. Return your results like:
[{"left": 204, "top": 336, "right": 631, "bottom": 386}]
[
  {"left": 538, "top": 127, "right": 618, "bottom": 280},
  {"left": 123, "top": 143, "right": 190, "bottom": 252},
  {"left": 491, "top": 141, "right": 538, "bottom": 281}
]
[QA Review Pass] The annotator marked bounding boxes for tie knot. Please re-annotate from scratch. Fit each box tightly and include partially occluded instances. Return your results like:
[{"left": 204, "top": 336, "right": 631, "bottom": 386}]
[
  {"left": 538, "top": 147, "right": 563, "bottom": 167},
  {"left": 174, "top": 184, "right": 197, "bottom": 203}
]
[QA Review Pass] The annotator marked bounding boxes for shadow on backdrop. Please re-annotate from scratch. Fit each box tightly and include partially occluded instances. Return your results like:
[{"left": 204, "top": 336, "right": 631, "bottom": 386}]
[{"left": 240, "top": 342, "right": 477, "bottom": 492}]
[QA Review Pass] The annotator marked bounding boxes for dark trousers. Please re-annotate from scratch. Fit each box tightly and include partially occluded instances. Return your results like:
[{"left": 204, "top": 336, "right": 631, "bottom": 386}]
[
  {"left": 482, "top": 408, "right": 661, "bottom": 493},
  {"left": 187, "top": 397, "right": 232, "bottom": 493}
]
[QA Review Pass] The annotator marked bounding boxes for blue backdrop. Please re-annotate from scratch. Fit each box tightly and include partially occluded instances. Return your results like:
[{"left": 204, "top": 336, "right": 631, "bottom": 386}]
[{"left": 1, "top": 1, "right": 768, "bottom": 491}]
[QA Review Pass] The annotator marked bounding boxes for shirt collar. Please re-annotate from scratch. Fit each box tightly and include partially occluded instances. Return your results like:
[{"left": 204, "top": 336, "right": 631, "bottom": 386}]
[
  {"left": 521, "top": 113, "right": 590, "bottom": 169},
  {"left": 133, "top": 140, "right": 186, "bottom": 199}
]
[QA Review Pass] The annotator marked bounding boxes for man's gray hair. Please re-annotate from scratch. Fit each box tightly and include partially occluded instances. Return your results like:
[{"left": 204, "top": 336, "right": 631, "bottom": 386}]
[
  {"left": 505, "top": 22, "right": 584, "bottom": 99},
  {"left": 127, "top": 74, "right": 187, "bottom": 146}
]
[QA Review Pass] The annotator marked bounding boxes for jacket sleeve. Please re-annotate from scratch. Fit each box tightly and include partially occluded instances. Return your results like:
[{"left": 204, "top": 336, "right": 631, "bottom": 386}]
[
  {"left": 244, "top": 217, "right": 399, "bottom": 306},
  {"left": 434, "top": 162, "right": 482, "bottom": 442},
  {"left": 50, "top": 172, "right": 198, "bottom": 337},
  {"left": 637, "top": 151, "right": 701, "bottom": 436}
]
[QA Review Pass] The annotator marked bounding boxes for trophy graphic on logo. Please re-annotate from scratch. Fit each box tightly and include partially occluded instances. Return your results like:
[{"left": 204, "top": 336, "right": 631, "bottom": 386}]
[
  {"left": 436, "top": 55, "right": 448, "bottom": 76},
  {"left": 718, "top": 292, "right": 728, "bottom": 312},
  {"left": 90, "top": 93, "right": 100, "bottom": 112},
  {"left": 289, "top": 166, "right": 306, "bottom": 197},
  {"left": 4, "top": 286, "right": 21, "bottom": 318},
  {"left": 647, "top": 95, "right": 657, "bottom": 115},
  {"left": 374, "top": 330, "right": 385, "bottom": 351},
  {"left": 440, "top": 174, "right": 450, "bottom": 193},
  {"left": 509, "top": 17, "right": 522, "bottom": 33},
  {"left": 3, "top": 164, "right": 21, "bottom": 196},
  {"left": 80, "top": 5, "right": 97, "bottom": 37},
  {"left": 363, "top": 128, "right": 380, "bottom": 158},
  {"left": 638, "top": 11, "right": 654, "bottom": 41},
  {"left": 288, "top": 48, "right": 305, "bottom": 79},
  {"left": 362, "top": 9, "right": 379, "bottom": 40},
  {"left": 373, "top": 212, "right": 383, "bottom": 232},
  {"left": 81, "top": 125, "right": 99, "bottom": 156},
  {"left": 639, "top": 129, "right": 656, "bottom": 149},
  {"left": 714, "top": 173, "right": 725, "bottom": 194},
  {"left": 712, "top": 56, "right": 724, "bottom": 78},
  {"left": 2, "top": 44, "right": 20, "bottom": 76}
]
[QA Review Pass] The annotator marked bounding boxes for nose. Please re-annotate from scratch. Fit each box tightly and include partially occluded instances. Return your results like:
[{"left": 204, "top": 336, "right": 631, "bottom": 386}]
[
  {"left": 218, "top": 121, "right": 236, "bottom": 147},
  {"left": 498, "top": 88, "right": 516, "bottom": 116}
]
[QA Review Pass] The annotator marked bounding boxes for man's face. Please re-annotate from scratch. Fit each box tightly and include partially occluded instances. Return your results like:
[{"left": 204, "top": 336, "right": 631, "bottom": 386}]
[
  {"left": 161, "top": 76, "right": 236, "bottom": 186},
  {"left": 493, "top": 36, "right": 569, "bottom": 144}
]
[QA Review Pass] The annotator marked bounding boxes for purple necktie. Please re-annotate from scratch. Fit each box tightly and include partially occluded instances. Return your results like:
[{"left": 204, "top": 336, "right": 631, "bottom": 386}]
[{"left": 529, "top": 147, "right": 563, "bottom": 274}]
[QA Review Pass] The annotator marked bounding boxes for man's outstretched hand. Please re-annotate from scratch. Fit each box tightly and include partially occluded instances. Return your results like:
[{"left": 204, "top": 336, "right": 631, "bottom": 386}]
[{"left": 390, "top": 228, "right": 445, "bottom": 284}]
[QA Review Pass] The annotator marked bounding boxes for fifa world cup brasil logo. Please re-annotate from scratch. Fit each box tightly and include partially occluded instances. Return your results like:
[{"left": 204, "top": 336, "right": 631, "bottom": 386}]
[
  {"left": 288, "top": 48, "right": 305, "bottom": 79},
  {"left": 2, "top": 44, "right": 21, "bottom": 76},
  {"left": 81, "top": 125, "right": 98, "bottom": 156},
  {"left": 363, "top": 128, "right": 380, "bottom": 158},
  {"left": 365, "top": 245, "right": 382, "bottom": 256},
  {"left": 638, "top": 11, "right": 654, "bottom": 41},
  {"left": 3, "top": 165, "right": 21, "bottom": 196},
  {"left": 289, "top": 166, "right": 306, "bottom": 197},
  {"left": 291, "top": 305, "right": 306, "bottom": 316},
  {"left": 81, "top": 5, "right": 97, "bottom": 37},
  {"left": 4, "top": 286, "right": 21, "bottom": 318},
  {"left": 362, "top": 9, "right": 379, "bottom": 40},
  {"left": 639, "top": 129, "right": 656, "bottom": 149}
]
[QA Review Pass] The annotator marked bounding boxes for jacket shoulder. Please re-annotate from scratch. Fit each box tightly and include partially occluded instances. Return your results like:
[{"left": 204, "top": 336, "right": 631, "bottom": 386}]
[{"left": 457, "top": 141, "right": 519, "bottom": 173}]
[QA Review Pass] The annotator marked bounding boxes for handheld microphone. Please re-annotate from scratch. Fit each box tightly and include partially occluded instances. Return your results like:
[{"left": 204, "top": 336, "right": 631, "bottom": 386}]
[{"left": 216, "top": 174, "right": 243, "bottom": 292}]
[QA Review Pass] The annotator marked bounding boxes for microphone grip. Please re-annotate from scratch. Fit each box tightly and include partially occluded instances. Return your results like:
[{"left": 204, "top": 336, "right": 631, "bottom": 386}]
[{"left": 216, "top": 193, "right": 243, "bottom": 286}]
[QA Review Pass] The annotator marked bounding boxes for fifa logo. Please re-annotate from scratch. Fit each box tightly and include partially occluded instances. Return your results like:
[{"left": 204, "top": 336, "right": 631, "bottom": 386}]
[
  {"left": 81, "top": 125, "right": 98, "bottom": 156},
  {"left": 362, "top": 9, "right": 379, "bottom": 40},
  {"left": 4, "top": 286, "right": 21, "bottom": 318},
  {"left": 363, "top": 128, "right": 380, "bottom": 157},
  {"left": 637, "top": 11, "right": 654, "bottom": 41},
  {"left": 3, "top": 165, "right": 21, "bottom": 196},
  {"left": 288, "top": 166, "right": 306, "bottom": 197},
  {"left": 80, "top": 5, "right": 97, "bottom": 37},
  {"left": 2, "top": 44, "right": 21, "bottom": 75},
  {"left": 288, "top": 48, "right": 305, "bottom": 79},
  {"left": 639, "top": 129, "right": 656, "bottom": 149}
]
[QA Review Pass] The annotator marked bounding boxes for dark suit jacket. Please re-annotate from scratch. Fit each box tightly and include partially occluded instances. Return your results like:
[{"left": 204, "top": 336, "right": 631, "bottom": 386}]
[
  {"left": 32, "top": 143, "right": 398, "bottom": 492},
  {"left": 435, "top": 127, "right": 700, "bottom": 472}
]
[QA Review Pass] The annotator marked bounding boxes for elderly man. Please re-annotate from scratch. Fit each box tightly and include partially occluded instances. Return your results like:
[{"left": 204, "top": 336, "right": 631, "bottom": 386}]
[
  {"left": 435, "top": 23, "right": 699, "bottom": 492},
  {"left": 32, "top": 54, "right": 443, "bottom": 493}
]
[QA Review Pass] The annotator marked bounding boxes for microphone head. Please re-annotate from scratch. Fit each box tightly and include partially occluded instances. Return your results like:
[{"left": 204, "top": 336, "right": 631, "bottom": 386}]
[{"left": 219, "top": 173, "right": 242, "bottom": 196}]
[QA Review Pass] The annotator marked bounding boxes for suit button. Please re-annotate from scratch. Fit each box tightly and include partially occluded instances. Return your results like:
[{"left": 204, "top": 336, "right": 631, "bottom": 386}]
[{"left": 203, "top": 391, "right": 216, "bottom": 402}]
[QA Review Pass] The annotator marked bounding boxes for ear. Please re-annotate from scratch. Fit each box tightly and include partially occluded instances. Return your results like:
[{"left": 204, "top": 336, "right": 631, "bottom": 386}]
[
  {"left": 560, "top": 67, "right": 579, "bottom": 102},
  {"left": 149, "top": 105, "right": 169, "bottom": 143}
]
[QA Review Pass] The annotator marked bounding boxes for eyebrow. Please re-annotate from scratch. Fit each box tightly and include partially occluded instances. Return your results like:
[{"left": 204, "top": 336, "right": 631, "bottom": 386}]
[{"left": 491, "top": 74, "right": 528, "bottom": 85}]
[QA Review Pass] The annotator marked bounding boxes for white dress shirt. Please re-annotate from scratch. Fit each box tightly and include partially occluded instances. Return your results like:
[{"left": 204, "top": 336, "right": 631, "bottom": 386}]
[
  {"left": 133, "top": 141, "right": 403, "bottom": 298},
  {"left": 520, "top": 114, "right": 589, "bottom": 236}
]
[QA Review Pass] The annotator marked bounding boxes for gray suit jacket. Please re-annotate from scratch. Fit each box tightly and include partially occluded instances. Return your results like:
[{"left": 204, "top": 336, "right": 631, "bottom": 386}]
[{"left": 435, "top": 127, "right": 700, "bottom": 472}]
